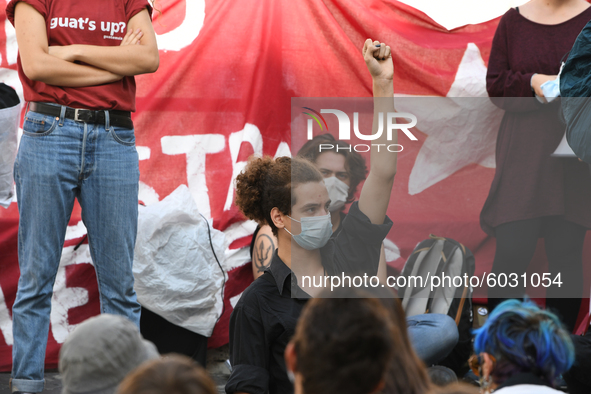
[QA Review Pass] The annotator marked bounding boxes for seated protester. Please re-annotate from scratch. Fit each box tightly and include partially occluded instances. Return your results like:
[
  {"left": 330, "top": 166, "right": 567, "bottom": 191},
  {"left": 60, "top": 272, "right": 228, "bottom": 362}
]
[
  {"left": 227, "top": 39, "right": 457, "bottom": 394},
  {"left": 248, "top": 82, "right": 457, "bottom": 370},
  {"left": 472, "top": 299, "right": 575, "bottom": 394},
  {"left": 59, "top": 314, "right": 159, "bottom": 394},
  {"left": 251, "top": 133, "right": 388, "bottom": 282},
  {"left": 116, "top": 354, "right": 217, "bottom": 394},
  {"left": 284, "top": 288, "right": 395, "bottom": 394},
  {"left": 226, "top": 39, "right": 397, "bottom": 394}
]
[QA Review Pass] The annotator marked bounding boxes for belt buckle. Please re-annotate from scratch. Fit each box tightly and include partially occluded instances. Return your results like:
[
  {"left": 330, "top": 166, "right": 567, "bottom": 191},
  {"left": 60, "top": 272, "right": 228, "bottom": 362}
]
[{"left": 74, "top": 108, "right": 82, "bottom": 122}]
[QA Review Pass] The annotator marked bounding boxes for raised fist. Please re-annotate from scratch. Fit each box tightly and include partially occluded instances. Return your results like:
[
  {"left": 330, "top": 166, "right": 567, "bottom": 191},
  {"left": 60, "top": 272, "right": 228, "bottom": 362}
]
[{"left": 363, "top": 38, "right": 393, "bottom": 82}]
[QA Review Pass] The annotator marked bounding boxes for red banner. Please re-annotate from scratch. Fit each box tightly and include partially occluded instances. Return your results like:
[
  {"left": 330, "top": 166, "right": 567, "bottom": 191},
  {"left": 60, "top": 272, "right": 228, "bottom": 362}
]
[{"left": 0, "top": 0, "right": 589, "bottom": 371}]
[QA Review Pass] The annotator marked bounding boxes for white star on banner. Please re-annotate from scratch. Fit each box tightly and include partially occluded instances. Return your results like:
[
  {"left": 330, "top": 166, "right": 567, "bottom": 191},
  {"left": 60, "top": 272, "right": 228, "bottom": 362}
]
[
  {"left": 398, "top": 0, "right": 527, "bottom": 30},
  {"left": 396, "top": 43, "right": 502, "bottom": 195}
]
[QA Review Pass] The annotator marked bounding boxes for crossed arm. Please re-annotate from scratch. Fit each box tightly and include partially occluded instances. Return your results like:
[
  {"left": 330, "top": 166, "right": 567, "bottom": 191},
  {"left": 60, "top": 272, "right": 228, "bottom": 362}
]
[{"left": 15, "top": 2, "right": 159, "bottom": 87}]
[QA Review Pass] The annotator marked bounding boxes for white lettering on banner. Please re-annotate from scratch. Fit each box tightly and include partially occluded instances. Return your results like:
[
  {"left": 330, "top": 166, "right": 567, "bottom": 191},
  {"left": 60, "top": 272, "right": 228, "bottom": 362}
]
[
  {"left": 0, "top": 283, "right": 13, "bottom": 346},
  {"left": 50, "top": 244, "right": 92, "bottom": 344},
  {"left": 223, "top": 220, "right": 258, "bottom": 271},
  {"left": 136, "top": 146, "right": 151, "bottom": 161},
  {"left": 64, "top": 220, "right": 88, "bottom": 241},
  {"left": 50, "top": 245, "right": 93, "bottom": 343},
  {"left": 161, "top": 134, "right": 225, "bottom": 218},
  {"left": 273, "top": 141, "right": 292, "bottom": 158},
  {"left": 223, "top": 124, "right": 263, "bottom": 211},
  {"left": 156, "top": 0, "right": 205, "bottom": 52},
  {"left": 136, "top": 146, "right": 160, "bottom": 205}
]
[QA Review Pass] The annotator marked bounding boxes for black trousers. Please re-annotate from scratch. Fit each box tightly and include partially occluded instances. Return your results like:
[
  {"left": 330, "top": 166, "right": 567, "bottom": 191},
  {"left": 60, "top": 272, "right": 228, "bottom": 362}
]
[
  {"left": 487, "top": 216, "right": 586, "bottom": 332},
  {"left": 140, "top": 307, "right": 208, "bottom": 367}
]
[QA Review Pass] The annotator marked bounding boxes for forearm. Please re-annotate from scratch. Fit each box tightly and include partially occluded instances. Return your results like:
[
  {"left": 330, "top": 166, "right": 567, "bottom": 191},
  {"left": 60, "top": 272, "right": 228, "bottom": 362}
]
[
  {"left": 358, "top": 40, "right": 396, "bottom": 224},
  {"left": 358, "top": 78, "right": 396, "bottom": 225},
  {"left": 371, "top": 78, "right": 397, "bottom": 181},
  {"left": 24, "top": 52, "right": 121, "bottom": 87},
  {"left": 15, "top": 1, "right": 121, "bottom": 87},
  {"left": 69, "top": 44, "right": 159, "bottom": 76}
]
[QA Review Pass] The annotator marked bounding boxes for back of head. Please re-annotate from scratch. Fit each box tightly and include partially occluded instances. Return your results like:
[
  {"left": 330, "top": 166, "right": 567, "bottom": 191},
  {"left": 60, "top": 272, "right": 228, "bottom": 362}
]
[
  {"left": 235, "top": 156, "right": 323, "bottom": 235},
  {"left": 116, "top": 354, "right": 217, "bottom": 394},
  {"left": 59, "top": 314, "right": 159, "bottom": 394},
  {"left": 473, "top": 299, "right": 575, "bottom": 387},
  {"left": 292, "top": 288, "right": 394, "bottom": 394}
]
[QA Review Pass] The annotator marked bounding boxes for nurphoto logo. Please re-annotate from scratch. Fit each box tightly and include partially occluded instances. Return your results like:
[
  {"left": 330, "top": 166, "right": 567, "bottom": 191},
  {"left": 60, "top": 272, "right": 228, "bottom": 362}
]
[{"left": 302, "top": 107, "right": 418, "bottom": 152}]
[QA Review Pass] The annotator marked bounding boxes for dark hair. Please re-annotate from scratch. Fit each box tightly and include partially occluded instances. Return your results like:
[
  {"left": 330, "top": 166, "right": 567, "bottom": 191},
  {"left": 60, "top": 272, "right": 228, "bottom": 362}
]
[
  {"left": 473, "top": 299, "right": 575, "bottom": 387},
  {"left": 292, "top": 288, "right": 395, "bottom": 394},
  {"left": 235, "top": 156, "right": 323, "bottom": 235},
  {"left": 116, "top": 354, "right": 217, "bottom": 394},
  {"left": 297, "top": 134, "right": 367, "bottom": 203},
  {"left": 368, "top": 287, "right": 433, "bottom": 394}
]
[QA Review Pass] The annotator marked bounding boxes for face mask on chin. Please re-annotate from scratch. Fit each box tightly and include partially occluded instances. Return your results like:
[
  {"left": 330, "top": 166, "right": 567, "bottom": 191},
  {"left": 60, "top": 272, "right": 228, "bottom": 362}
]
[
  {"left": 284, "top": 213, "right": 333, "bottom": 250},
  {"left": 323, "top": 176, "right": 349, "bottom": 212}
]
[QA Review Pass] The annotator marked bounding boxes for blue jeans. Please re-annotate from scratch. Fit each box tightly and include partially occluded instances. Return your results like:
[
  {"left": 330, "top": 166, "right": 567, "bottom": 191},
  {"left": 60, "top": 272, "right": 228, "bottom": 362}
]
[
  {"left": 407, "top": 313, "right": 459, "bottom": 366},
  {"left": 10, "top": 106, "right": 141, "bottom": 393}
]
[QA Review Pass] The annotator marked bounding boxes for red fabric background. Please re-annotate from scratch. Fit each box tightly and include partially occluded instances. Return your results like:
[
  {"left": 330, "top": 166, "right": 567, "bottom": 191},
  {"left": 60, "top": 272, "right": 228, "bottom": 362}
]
[{"left": 0, "top": 0, "right": 589, "bottom": 371}]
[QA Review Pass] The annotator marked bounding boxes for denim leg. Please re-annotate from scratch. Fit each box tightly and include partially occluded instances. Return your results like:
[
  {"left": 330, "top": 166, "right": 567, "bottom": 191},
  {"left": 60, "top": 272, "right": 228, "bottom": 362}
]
[
  {"left": 406, "top": 313, "right": 459, "bottom": 366},
  {"left": 11, "top": 112, "right": 78, "bottom": 393},
  {"left": 77, "top": 122, "right": 141, "bottom": 327}
]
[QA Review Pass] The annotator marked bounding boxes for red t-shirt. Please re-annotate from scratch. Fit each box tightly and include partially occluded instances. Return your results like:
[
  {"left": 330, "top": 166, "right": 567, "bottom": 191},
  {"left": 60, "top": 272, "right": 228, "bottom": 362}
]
[{"left": 6, "top": 0, "right": 152, "bottom": 111}]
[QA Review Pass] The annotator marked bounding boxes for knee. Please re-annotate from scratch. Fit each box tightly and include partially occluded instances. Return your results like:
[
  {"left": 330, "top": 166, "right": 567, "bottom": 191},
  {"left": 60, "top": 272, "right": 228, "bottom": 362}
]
[{"left": 432, "top": 314, "right": 459, "bottom": 348}]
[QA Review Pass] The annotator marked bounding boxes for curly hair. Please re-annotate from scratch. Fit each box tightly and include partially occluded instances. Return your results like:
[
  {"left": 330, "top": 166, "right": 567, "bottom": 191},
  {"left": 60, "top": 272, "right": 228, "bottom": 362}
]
[
  {"left": 473, "top": 299, "right": 575, "bottom": 387},
  {"left": 292, "top": 288, "right": 395, "bottom": 394},
  {"left": 116, "top": 354, "right": 217, "bottom": 394},
  {"left": 297, "top": 133, "right": 367, "bottom": 203},
  {"left": 235, "top": 156, "right": 323, "bottom": 236}
]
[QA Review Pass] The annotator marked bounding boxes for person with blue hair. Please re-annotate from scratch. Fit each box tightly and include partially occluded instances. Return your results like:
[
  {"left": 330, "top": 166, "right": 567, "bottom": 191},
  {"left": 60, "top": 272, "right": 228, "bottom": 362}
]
[{"left": 471, "top": 299, "right": 574, "bottom": 394}]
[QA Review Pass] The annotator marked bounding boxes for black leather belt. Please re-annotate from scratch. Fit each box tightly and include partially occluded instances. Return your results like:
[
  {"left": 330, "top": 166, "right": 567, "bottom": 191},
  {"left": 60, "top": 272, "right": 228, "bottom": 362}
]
[{"left": 28, "top": 102, "right": 133, "bottom": 129}]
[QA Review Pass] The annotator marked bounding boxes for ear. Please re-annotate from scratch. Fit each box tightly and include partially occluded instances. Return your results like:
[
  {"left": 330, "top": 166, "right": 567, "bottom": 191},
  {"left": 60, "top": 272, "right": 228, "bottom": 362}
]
[
  {"left": 285, "top": 341, "right": 298, "bottom": 373},
  {"left": 271, "top": 207, "right": 287, "bottom": 231},
  {"left": 481, "top": 352, "right": 495, "bottom": 381}
]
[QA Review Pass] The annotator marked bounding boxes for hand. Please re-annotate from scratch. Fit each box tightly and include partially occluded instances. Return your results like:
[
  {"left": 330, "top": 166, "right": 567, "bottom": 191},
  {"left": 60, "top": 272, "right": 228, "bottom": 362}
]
[
  {"left": 48, "top": 45, "right": 77, "bottom": 62},
  {"left": 121, "top": 28, "right": 143, "bottom": 46},
  {"left": 531, "top": 73, "right": 557, "bottom": 98},
  {"left": 363, "top": 39, "right": 393, "bottom": 83}
]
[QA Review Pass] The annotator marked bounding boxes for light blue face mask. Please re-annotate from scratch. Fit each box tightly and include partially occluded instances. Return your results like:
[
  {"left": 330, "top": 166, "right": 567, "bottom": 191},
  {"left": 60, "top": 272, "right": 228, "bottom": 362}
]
[{"left": 284, "top": 213, "right": 333, "bottom": 250}]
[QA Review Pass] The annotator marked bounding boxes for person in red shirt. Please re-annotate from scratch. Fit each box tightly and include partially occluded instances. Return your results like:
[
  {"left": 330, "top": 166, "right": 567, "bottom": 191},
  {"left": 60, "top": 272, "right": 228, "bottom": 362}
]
[{"left": 5, "top": 0, "right": 159, "bottom": 392}]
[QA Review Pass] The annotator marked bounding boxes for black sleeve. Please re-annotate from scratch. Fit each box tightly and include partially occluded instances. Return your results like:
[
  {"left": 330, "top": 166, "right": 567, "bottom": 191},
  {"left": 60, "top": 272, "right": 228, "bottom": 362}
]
[
  {"left": 331, "top": 201, "right": 393, "bottom": 276},
  {"left": 225, "top": 294, "right": 270, "bottom": 394}
]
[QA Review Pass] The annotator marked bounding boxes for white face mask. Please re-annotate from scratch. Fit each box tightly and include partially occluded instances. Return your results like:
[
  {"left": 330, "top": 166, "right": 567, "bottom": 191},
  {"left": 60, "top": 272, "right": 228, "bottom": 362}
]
[
  {"left": 323, "top": 176, "right": 349, "bottom": 212},
  {"left": 287, "top": 369, "right": 296, "bottom": 384},
  {"left": 285, "top": 213, "right": 333, "bottom": 250}
]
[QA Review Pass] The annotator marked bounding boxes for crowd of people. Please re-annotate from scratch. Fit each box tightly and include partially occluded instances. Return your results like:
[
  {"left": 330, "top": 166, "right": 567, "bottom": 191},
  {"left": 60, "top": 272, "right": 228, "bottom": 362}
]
[
  {"left": 6, "top": 0, "right": 591, "bottom": 392},
  {"left": 36, "top": 293, "right": 580, "bottom": 394}
]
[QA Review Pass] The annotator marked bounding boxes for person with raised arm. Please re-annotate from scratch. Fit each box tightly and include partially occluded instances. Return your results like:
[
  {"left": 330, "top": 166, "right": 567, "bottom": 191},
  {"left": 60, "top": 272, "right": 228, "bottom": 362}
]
[{"left": 226, "top": 39, "right": 457, "bottom": 394}]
